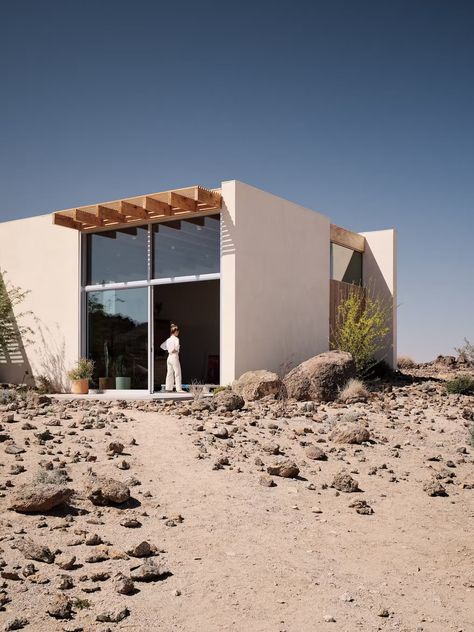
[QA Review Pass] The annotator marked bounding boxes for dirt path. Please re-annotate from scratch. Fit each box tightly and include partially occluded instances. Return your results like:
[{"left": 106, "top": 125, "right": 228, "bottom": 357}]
[{"left": 122, "top": 411, "right": 474, "bottom": 632}]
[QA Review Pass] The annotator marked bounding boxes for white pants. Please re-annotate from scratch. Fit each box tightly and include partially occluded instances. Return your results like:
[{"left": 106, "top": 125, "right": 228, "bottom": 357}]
[{"left": 166, "top": 353, "right": 182, "bottom": 392}]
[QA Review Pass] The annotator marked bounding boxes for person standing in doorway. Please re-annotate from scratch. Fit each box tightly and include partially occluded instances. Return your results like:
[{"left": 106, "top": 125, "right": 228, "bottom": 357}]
[{"left": 160, "top": 323, "right": 183, "bottom": 393}]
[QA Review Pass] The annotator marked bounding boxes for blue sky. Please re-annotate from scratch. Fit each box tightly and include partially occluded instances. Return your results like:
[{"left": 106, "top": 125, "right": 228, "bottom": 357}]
[{"left": 1, "top": 1, "right": 473, "bottom": 361}]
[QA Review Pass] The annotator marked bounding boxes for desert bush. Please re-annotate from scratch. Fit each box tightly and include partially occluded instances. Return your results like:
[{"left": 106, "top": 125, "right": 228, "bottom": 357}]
[
  {"left": 0, "top": 388, "right": 17, "bottom": 404},
  {"left": 398, "top": 356, "right": 416, "bottom": 369},
  {"left": 35, "top": 468, "right": 70, "bottom": 485},
  {"left": 331, "top": 286, "right": 391, "bottom": 377},
  {"left": 455, "top": 338, "right": 474, "bottom": 365},
  {"left": 67, "top": 358, "right": 94, "bottom": 381},
  {"left": 339, "top": 378, "right": 369, "bottom": 402},
  {"left": 213, "top": 385, "right": 231, "bottom": 395},
  {"left": 445, "top": 375, "right": 474, "bottom": 395},
  {"left": 189, "top": 380, "right": 204, "bottom": 400},
  {"left": 35, "top": 374, "right": 55, "bottom": 394}
]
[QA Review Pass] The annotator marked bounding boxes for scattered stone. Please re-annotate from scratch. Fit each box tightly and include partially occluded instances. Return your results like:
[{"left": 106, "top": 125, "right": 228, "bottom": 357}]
[
  {"left": 85, "top": 476, "right": 130, "bottom": 506},
  {"left": 259, "top": 474, "right": 276, "bottom": 487},
  {"left": 126, "top": 541, "right": 157, "bottom": 558},
  {"left": 213, "top": 390, "right": 245, "bottom": 411},
  {"left": 15, "top": 538, "right": 55, "bottom": 564},
  {"left": 5, "top": 445, "right": 25, "bottom": 455},
  {"left": 305, "top": 445, "right": 327, "bottom": 460},
  {"left": 211, "top": 426, "right": 229, "bottom": 439},
  {"left": 349, "top": 499, "right": 374, "bottom": 514},
  {"left": 107, "top": 441, "right": 124, "bottom": 455},
  {"left": 266, "top": 458, "right": 300, "bottom": 478},
  {"left": 329, "top": 423, "right": 370, "bottom": 444},
  {"left": 96, "top": 608, "right": 130, "bottom": 623},
  {"left": 4, "top": 618, "right": 29, "bottom": 631},
  {"left": 47, "top": 594, "right": 73, "bottom": 619},
  {"left": 331, "top": 471, "right": 360, "bottom": 493},
  {"left": 120, "top": 518, "right": 142, "bottom": 529},
  {"left": 423, "top": 479, "right": 448, "bottom": 497},
  {"left": 114, "top": 574, "right": 135, "bottom": 595},
  {"left": 130, "top": 561, "right": 171, "bottom": 582}
]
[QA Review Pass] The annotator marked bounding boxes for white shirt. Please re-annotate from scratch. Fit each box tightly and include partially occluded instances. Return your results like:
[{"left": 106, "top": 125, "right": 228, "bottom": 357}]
[{"left": 160, "top": 335, "right": 180, "bottom": 354}]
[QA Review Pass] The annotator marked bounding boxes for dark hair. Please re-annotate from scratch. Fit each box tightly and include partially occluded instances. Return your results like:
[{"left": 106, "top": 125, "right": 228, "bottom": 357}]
[{"left": 170, "top": 323, "right": 179, "bottom": 334}]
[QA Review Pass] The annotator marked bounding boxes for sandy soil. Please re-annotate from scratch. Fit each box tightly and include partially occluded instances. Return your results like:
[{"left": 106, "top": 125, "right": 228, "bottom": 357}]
[{"left": 0, "top": 374, "right": 473, "bottom": 632}]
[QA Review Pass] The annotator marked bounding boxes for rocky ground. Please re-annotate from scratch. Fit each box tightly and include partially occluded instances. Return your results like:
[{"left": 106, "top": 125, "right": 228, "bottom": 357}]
[{"left": 0, "top": 364, "right": 473, "bottom": 632}]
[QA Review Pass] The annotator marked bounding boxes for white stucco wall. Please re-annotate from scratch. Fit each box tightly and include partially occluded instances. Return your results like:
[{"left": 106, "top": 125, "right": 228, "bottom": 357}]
[
  {"left": 360, "top": 229, "right": 397, "bottom": 367},
  {"left": 0, "top": 214, "right": 80, "bottom": 389},
  {"left": 220, "top": 181, "right": 330, "bottom": 383}
]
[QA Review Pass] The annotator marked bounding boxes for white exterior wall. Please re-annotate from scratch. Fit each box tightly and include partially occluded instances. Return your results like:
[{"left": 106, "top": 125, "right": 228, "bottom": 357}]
[
  {"left": 220, "top": 181, "right": 330, "bottom": 384},
  {"left": 0, "top": 214, "right": 80, "bottom": 389},
  {"left": 360, "top": 229, "right": 397, "bottom": 367}
]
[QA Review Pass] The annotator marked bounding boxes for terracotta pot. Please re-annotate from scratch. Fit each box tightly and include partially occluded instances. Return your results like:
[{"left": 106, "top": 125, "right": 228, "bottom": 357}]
[
  {"left": 70, "top": 379, "right": 89, "bottom": 395},
  {"left": 99, "top": 377, "right": 115, "bottom": 390}
]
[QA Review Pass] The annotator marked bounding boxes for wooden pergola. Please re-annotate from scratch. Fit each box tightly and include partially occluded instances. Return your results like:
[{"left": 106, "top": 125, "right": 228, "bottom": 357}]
[{"left": 53, "top": 185, "right": 222, "bottom": 233}]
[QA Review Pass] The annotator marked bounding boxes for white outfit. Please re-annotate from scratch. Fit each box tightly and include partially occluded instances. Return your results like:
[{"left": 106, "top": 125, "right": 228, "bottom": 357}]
[{"left": 160, "top": 335, "right": 182, "bottom": 392}]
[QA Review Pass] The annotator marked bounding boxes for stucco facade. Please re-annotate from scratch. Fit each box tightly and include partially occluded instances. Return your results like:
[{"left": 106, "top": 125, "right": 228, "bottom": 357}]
[{"left": 0, "top": 181, "right": 397, "bottom": 390}]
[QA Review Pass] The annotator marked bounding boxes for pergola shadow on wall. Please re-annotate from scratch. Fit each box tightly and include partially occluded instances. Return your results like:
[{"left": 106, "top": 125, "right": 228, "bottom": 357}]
[{"left": 53, "top": 185, "right": 223, "bottom": 393}]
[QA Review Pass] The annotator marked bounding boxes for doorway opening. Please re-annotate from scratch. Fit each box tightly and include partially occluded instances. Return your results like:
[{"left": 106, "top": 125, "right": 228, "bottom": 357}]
[{"left": 153, "top": 279, "right": 220, "bottom": 391}]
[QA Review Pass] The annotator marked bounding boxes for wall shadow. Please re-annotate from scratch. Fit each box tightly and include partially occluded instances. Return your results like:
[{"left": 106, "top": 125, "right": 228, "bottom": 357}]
[{"left": 0, "top": 272, "right": 34, "bottom": 386}]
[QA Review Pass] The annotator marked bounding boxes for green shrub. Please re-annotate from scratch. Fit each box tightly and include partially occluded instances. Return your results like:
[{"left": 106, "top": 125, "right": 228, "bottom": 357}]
[
  {"left": 331, "top": 286, "right": 391, "bottom": 377},
  {"left": 67, "top": 358, "right": 94, "bottom": 381},
  {"left": 445, "top": 376, "right": 474, "bottom": 395}
]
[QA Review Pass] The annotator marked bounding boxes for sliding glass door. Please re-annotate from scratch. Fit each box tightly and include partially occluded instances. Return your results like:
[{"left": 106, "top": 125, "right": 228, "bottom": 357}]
[{"left": 81, "top": 214, "right": 221, "bottom": 391}]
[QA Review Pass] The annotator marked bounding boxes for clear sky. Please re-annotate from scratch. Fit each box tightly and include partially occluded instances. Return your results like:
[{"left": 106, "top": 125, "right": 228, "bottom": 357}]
[{"left": 1, "top": 1, "right": 473, "bottom": 361}]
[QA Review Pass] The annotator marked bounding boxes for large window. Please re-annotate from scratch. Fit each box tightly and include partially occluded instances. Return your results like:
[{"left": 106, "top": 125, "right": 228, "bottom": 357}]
[
  {"left": 87, "top": 288, "right": 148, "bottom": 389},
  {"left": 86, "top": 226, "right": 148, "bottom": 285},
  {"left": 331, "top": 243, "right": 363, "bottom": 285},
  {"left": 153, "top": 215, "right": 220, "bottom": 279}
]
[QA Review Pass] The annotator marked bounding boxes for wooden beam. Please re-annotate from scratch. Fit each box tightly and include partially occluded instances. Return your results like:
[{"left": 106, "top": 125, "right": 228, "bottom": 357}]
[
  {"left": 143, "top": 196, "right": 172, "bottom": 216},
  {"left": 195, "top": 186, "right": 222, "bottom": 208},
  {"left": 53, "top": 213, "right": 82, "bottom": 230},
  {"left": 97, "top": 205, "right": 127, "bottom": 223},
  {"left": 168, "top": 191, "right": 197, "bottom": 213},
  {"left": 74, "top": 209, "right": 105, "bottom": 227},
  {"left": 330, "top": 224, "right": 365, "bottom": 253},
  {"left": 119, "top": 200, "right": 148, "bottom": 219}
]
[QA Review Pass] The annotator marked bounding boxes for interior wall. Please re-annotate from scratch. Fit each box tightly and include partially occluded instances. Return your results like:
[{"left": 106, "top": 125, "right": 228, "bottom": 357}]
[
  {"left": 220, "top": 180, "right": 331, "bottom": 383},
  {"left": 0, "top": 214, "right": 79, "bottom": 389},
  {"left": 154, "top": 279, "right": 220, "bottom": 385}
]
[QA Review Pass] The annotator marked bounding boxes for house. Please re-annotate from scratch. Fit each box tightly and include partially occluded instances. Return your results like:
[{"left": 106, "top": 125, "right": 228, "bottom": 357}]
[{"left": 0, "top": 180, "right": 396, "bottom": 392}]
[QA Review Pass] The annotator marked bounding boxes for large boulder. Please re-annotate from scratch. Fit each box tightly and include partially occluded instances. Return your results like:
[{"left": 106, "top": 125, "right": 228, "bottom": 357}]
[
  {"left": 232, "top": 370, "right": 282, "bottom": 401},
  {"left": 283, "top": 351, "right": 356, "bottom": 401},
  {"left": 9, "top": 483, "right": 73, "bottom": 513},
  {"left": 15, "top": 538, "right": 55, "bottom": 564}
]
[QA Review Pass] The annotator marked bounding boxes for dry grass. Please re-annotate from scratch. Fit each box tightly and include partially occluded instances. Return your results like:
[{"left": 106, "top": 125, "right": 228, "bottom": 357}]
[
  {"left": 398, "top": 356, "right": 416, "bottom": 369},
  {"left": 338, "top": 378, "right": 369, "bottom": 403}
]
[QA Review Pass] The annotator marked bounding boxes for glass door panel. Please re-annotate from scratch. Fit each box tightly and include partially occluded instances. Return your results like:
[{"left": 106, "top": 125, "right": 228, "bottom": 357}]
[{"left": 87, "top": 287, "right": 148, "bottom": 389}]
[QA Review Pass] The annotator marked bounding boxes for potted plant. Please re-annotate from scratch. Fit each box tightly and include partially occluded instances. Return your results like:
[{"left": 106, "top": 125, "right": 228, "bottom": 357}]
[
  {"left": 68, "top": 358, "right": 94, "bottom": 395},
  {"left": 99, "top": 342, "right": 115, "bottom": 391},
  {"left": 114, "top": 355, "right": 131, "bottom": 390}
]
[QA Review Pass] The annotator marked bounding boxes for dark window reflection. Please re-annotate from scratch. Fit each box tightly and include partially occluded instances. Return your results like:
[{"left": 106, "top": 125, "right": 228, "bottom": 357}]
[
  {"left": 330, "top": 243, "right": 363, "bottom": 285},
  {"left": 86, "top": 227, "right": 148, "bottom": 285},
  {"left": 87, "top": 288, "right": 148, "bottom": 389},
  {"left": 153, "top": 215, "right": 220, "bottom": 279}
]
